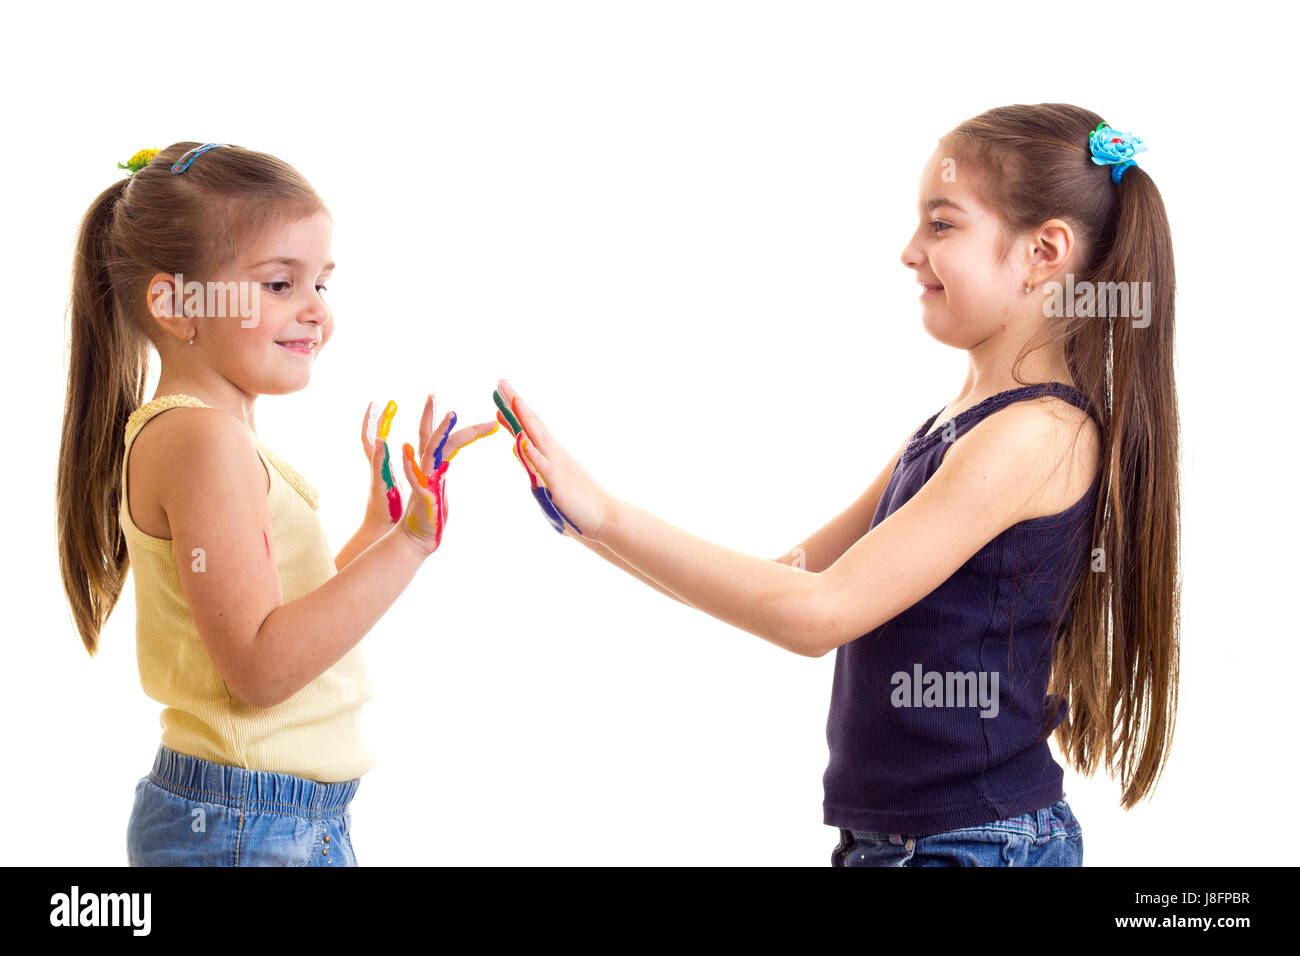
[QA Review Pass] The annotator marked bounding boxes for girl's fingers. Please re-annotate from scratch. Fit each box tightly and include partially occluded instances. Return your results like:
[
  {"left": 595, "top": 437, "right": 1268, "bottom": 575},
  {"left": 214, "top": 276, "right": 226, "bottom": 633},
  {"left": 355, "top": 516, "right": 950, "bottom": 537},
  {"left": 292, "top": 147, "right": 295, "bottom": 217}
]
[
  {"left": 403, "top": 441, "right": 430, "bottom": 490},
  {"left": 418, "top": 411, "right": 455, "bottom": 473},
  {"left": 516, "top": 394, "right": 551, "bottom": 445},
  {"left": 376, "top": 400, "right": 398, "bottom": 442},
  {"left": 418, "top": 394, "right": 436, "bottom": 461},
  {"left": 419, "top": 411, "right": 451, "bottom": 474},
  {"left": 520, "top": 433, "right": 550, "bottom": 480},
  {"left": 402, "top": 442, "right": 447, "bottom": 544},
  {"left": 434, "top": 460, "right": 450, "bottom": 532},
  {"left": 379, "top": 438, "right": 402, "bottom": 521},
  {"left": 512, "top": 431, "right": 535, "bottom": 482},
  {"left": 514, "top": 430, "right": 550, "bottom": 488},
  {"left": 492, "top": 388, "right": 522, "bottom": 436},
  {"left": 432, "top": 411, "right": 457, "bottom": 470},
  {"left": 503, "top": 384, "right": 555, "bottom": 457},
  {"left": 443, "top": 420, "right": 499, "bottom": 464},
  {"left": 399, "top": 442, "right": 427, "bottom": 536},
  {"left": 371, "top": 435, "right": 387, "bottom": 487},
  {"left": 361, "top": 400, "right": 375, "bottom": 457},
  {"left": 397, "top": 444, "right": 428, "bottom": 504}
]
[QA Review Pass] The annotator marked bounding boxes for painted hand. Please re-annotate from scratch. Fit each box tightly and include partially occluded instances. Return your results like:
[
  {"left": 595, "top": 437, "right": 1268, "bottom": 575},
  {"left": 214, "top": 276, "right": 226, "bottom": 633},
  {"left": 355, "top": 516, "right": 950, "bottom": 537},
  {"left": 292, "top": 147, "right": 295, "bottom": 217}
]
[
  {"left": 361, "top": 400, "right": 403, "bottom": 529},
  {"left": 492, "top": 378, "right": 611, "bottom": 539},
  {"left": 396, "top": 396, "right": 499, "bottom": 555}
]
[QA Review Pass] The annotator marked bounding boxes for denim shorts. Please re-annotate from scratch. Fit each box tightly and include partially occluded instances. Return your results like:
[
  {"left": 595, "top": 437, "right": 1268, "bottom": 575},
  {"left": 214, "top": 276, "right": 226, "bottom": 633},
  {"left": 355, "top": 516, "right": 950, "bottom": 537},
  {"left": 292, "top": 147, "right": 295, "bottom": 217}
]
[
  {"left": 127, "top": 744, "right": 360, "bottom": 867},
  {"left": 830, "top": 797, "right": 1083, "bottom": 867}
]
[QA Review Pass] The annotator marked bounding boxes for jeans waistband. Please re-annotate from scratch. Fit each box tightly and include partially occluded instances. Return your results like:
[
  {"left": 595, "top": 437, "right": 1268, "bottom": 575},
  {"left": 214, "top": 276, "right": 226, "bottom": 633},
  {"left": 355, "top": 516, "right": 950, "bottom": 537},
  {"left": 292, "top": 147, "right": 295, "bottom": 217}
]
[{"left": 147, "top": 744, "right": 359, "bottom": 818}]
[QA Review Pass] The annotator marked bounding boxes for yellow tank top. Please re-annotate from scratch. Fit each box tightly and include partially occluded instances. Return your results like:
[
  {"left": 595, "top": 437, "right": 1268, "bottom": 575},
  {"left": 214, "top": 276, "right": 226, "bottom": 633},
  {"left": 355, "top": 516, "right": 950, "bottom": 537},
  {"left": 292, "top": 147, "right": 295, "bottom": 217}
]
[{"left": 119, "top": 394, "right": 375, "bottom": 782}]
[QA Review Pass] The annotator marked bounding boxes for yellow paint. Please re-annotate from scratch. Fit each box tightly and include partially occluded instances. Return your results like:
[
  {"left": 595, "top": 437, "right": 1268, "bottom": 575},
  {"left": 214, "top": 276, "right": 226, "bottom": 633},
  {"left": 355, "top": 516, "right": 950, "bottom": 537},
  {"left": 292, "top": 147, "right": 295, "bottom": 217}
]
[{"left": 377, "top": 400, "right": 398, "bottom": 440}]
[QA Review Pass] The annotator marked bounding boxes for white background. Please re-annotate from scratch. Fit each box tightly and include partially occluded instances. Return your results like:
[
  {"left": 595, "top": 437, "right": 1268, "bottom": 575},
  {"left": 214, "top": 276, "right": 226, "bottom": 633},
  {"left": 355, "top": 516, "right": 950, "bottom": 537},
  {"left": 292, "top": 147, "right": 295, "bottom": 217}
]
[{"left": 2, "top": 0, "right": 1295, "bottom": 866}]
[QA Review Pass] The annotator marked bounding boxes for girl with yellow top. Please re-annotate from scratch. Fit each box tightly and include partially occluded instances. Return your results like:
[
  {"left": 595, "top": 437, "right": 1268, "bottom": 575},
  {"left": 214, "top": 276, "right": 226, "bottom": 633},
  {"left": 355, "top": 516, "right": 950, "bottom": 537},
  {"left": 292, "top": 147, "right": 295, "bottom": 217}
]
[{"left": 57, "top": 143, "right": 497, "bottom": 866}]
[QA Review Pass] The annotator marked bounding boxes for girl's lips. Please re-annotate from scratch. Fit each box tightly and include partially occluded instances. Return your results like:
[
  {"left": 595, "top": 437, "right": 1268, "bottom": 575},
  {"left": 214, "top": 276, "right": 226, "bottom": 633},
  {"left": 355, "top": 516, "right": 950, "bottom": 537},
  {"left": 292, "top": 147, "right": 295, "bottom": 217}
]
[
  {"left": 920, "top": 283, "right": 944, "bottom": 296},
  {"left": 276, "top": 340, "right": 317, "bottom": 355}
]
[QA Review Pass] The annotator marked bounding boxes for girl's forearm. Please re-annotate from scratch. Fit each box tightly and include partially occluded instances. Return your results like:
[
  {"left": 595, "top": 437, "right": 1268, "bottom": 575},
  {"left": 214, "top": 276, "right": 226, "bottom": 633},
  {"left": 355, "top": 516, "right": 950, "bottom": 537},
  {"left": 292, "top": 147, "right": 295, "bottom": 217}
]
[
  {"left": 334, "top": 520, "right": 389, "bottom": 570},
  {"left": 250, "top": 526, "right": 427, "bottom": 706},
  {"left": 573, "top": 533, "right": 696, "bottom": 607},
  {"left": 596, "top": 498, "right": 826, "bottom": 656}
]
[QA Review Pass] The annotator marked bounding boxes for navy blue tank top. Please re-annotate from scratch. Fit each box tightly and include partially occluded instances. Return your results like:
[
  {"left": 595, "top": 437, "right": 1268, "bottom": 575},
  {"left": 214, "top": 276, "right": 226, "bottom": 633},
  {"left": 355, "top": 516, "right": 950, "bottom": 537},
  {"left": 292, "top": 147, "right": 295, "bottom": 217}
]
[{"left": 822, "top": 382, "right": 1101, "bottom": 835}]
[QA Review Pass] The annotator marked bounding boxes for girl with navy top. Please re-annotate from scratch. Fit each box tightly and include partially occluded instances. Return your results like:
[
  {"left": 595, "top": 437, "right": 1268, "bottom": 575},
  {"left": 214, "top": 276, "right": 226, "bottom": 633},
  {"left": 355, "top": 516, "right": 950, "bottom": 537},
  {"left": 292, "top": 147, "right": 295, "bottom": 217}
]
[{"left": 494, "top": 102, "right": 1180, "bottom": 866}]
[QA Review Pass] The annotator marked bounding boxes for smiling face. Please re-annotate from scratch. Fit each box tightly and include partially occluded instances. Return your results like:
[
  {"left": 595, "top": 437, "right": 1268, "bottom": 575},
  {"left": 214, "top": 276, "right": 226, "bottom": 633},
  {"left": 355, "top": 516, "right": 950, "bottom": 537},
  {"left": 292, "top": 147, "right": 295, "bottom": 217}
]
[
  {"left": 195, "top": 210, "right": 335, "bottom": 395},
  {"left": 900, "top": 148, "right": 1030, "bottom": 349}
]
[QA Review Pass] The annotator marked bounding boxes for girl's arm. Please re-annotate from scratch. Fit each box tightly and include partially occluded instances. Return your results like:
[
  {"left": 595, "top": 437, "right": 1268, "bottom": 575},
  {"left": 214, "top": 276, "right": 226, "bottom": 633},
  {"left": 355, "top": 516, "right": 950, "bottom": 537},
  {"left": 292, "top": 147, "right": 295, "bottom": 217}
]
[
  {"left": 504, "top": 382, "right": 1090, "bottom": 659},
  {"left": 770, "top": 432, "right": 911, "bottom": 571},
  {"left": 160, "top": 407, "right": 490, "bottom": 708},
  {"left": 570, "top": 432, "right": 910, "bottom": 606},
  {"left": 571, "top": 535, "right": 696, "bottom": 606},
  {"left": 334, "top": 520, "right": 389, "bottom": 571}
]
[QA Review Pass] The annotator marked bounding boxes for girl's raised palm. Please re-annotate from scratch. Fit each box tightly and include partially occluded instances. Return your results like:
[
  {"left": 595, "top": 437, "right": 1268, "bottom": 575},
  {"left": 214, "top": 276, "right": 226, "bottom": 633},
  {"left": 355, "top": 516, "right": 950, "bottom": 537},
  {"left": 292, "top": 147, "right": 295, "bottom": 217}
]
[
  {"left": 393, "top": 395, "right": 499, "bottom": 555},
  {"left": 493, "top": 377, "right": 613, "bottom": 540},
  {"left": 359, "top": 400, "right": 402, "bottom": 530}
]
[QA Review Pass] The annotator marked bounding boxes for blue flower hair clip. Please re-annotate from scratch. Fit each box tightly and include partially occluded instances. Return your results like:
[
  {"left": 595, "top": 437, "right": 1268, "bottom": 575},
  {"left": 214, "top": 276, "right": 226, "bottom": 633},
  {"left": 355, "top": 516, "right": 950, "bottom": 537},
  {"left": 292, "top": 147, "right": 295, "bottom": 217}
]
[{"left": 1089, "top": 122, "right": 1147, "bottom": 183}]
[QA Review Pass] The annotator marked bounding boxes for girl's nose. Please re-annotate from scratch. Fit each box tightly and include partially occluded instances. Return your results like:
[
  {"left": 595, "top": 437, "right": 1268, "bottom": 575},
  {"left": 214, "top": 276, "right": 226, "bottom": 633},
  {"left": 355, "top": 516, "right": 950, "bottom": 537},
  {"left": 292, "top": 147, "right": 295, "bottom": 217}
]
[
  {"left": 301, "top": 295, "right": 329, "bottom": 324},
  {"left": 901, "top": 239, "right": 923, "bottom": 271}
]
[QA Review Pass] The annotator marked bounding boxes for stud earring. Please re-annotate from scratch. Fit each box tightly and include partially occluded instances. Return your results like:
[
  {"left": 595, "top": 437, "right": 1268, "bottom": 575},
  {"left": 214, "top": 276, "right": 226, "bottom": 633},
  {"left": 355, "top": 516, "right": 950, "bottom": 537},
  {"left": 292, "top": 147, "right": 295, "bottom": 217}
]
[{"left": 1024, "top": 281, "right": 1033, "bottom": 294}]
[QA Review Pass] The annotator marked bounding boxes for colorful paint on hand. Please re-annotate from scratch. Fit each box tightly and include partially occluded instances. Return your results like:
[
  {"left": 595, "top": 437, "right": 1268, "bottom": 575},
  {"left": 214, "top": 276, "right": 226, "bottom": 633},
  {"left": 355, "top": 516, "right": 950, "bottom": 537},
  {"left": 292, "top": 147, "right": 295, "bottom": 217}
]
[
  {"left": 377, "top": 401, "right": 398, "bottom": 441},
  {"left": 441, "top": 416, "right": 499, "bottom": 465},
  {"left": 376, "top": 400, "right": 402, "bottom": 522},
  {"left": 403, "top": 441, "right": 450, "bottom": 550},
  {"left": 432, "top": 411, "right": 456, "bottom": 470},
  {"left": 492, "top": 388, "right": 582, "bottom": 535}
]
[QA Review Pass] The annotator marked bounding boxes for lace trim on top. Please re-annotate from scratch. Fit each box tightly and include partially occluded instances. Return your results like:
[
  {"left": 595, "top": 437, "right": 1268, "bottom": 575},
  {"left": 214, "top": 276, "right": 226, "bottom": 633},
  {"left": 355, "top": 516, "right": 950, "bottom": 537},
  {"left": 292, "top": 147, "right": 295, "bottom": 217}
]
[
  {"left": 125, "top": 394, "right": 320, "bottom": 510},
  {"left": 901, "top": 382, "right": 1093, "bottom": 464}
]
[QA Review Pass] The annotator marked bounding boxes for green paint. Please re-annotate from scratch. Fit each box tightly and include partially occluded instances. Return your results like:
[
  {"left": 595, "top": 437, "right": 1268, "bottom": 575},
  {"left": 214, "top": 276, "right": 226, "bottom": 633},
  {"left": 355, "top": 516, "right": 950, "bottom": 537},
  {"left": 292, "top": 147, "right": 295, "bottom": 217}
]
[
  {"left": 380, "top": 440, "right": 394, "bottom": 487},
  {"left": 493, "top": 389, "right": 521, "bottom": 435}
]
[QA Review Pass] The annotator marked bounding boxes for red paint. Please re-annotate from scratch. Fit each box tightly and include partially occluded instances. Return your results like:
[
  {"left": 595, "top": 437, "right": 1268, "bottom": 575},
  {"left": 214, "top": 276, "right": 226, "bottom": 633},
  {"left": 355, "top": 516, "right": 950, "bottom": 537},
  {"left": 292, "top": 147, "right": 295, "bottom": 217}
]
[
  {"left": 1111, "top": 137, "right": 1122, "bottom": 143},
  {"left": 396, "top": 441, "right": 454, "bottom": 550},
  {"left": 429, "top": 461, "right": 450, "bottom": 550},
  {"left": 386, "top": 486, "right": 402, "bottom": 522}
]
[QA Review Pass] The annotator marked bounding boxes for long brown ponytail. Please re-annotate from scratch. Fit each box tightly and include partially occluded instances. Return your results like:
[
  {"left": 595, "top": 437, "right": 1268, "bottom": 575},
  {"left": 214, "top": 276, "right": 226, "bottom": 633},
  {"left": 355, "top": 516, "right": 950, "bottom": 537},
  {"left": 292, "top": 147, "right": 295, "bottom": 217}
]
[
  {"left": 59, "top": 177, "right": 148, "bottom": 657},
  {"left": 939, "top": 104, "right": 1180, "bottom": 809},
  {"left": 58, "top": 143, "right": 326, "bottom": 655}
]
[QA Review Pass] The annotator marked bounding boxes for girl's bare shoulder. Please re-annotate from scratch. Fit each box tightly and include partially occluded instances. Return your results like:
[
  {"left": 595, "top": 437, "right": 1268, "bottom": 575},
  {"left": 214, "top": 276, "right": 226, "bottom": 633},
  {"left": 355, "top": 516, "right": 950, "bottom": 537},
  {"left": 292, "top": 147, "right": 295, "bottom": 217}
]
[
  {"left": 976, "top": 394, "right": 1102, "bottom": 521},
  {"left": 127, "top": 406, "right": 269, "bottom": 539}
]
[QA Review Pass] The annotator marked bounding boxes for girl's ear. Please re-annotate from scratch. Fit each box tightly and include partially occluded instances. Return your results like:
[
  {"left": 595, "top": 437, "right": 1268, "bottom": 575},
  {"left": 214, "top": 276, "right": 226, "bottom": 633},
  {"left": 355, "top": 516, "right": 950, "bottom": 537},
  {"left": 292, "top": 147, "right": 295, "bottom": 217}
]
[
  {"left": 145, "top": 271, "right": 192, "bottom": 344},
  {"left": 1027, "top": 219, "right": 1075, "bottom": 284}
]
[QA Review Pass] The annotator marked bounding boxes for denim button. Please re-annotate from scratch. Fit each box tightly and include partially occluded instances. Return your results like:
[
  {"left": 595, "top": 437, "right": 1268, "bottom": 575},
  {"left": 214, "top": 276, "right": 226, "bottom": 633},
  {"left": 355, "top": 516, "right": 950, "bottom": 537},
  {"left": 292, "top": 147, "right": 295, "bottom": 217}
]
[{"left": 904, "top": 839, "right": 915, "bottom": 851}]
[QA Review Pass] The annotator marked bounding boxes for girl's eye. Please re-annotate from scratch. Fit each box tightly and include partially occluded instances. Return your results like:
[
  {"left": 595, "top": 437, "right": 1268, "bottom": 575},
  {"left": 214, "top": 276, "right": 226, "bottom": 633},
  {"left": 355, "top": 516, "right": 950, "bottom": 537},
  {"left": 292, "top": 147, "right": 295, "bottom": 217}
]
[
  {"left": 263, "top": 281, "right": 291, "bottom": 293},
  {"left": 316, "top": 285, "right": 328, "bottom": 294},
  {"left": 929, "top": 220, "right": 951, "bottom": 234}
]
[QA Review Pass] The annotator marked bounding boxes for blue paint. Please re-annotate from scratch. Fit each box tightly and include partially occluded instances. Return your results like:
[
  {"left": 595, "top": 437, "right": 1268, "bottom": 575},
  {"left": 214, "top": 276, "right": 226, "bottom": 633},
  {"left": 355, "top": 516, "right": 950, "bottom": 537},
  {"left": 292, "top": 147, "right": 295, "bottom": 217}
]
[{"left": 432, "top": 411, "right": 457, "bottom": 470}]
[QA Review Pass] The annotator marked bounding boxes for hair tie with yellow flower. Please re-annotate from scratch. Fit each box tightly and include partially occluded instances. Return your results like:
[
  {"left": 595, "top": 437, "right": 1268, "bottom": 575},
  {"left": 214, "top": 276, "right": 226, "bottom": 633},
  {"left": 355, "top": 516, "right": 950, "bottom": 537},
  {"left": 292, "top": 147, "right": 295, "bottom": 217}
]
[{"left": 118, "top": 148, "right": 160, "bottom": 176}]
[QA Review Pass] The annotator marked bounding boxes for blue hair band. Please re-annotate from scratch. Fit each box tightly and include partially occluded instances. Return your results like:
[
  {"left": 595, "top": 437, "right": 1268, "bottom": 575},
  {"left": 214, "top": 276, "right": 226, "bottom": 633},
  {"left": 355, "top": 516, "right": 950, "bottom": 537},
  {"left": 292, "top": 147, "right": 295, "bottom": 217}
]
[
  {"left": 171, "top": 143, "right": 228, "bottom": 174},
  {"left": 1088, "top": 123, "right": 1146, "bottom": 184}
]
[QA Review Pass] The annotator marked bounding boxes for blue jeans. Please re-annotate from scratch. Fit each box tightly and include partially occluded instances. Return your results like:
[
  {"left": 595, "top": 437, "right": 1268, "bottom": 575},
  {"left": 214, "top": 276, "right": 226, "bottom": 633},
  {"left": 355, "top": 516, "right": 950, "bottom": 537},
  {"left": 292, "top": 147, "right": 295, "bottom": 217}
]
[
  {"left": 127, "top": 744, "right": 360, "bottom": 867},
  {"left": 831, "top": 797, "right": 1083, "bottom": 867}
]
